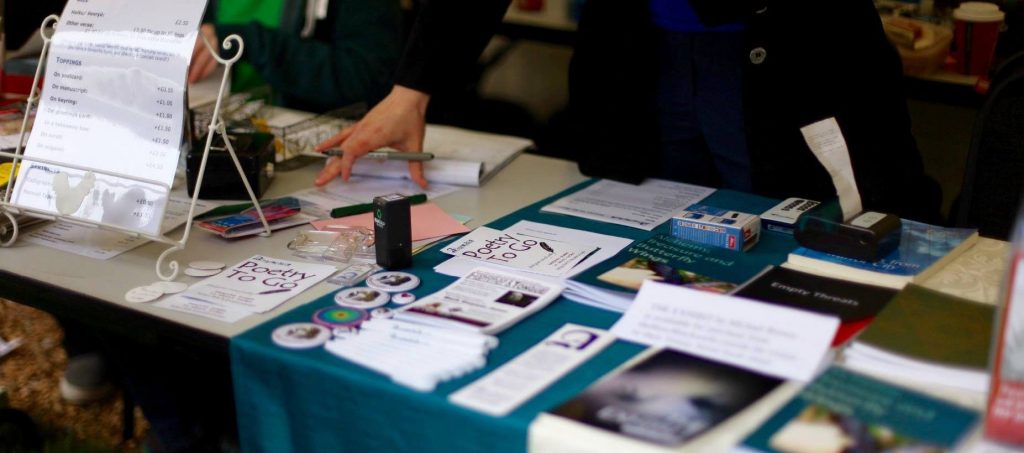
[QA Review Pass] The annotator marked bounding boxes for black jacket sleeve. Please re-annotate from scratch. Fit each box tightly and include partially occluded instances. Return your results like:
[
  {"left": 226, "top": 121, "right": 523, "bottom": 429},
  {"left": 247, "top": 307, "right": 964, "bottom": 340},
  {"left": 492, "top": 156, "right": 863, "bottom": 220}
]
[{"left": 394, "top": 0, "right": 511, "bottom": 95}]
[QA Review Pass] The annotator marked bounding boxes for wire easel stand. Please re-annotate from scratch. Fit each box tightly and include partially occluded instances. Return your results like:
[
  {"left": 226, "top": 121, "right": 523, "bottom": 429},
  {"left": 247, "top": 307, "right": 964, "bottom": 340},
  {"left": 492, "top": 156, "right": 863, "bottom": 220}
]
[{"left": 0, "top": 15, "right": 272, "bottom": 281}]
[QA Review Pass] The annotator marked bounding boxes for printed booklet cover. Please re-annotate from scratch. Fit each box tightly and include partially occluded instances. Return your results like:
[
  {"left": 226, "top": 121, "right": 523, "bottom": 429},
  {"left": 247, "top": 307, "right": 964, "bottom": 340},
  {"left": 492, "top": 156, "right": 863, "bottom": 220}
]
[
  {"left": 551, "top": 349, "right": 782, "bottom": 446},
  {"left": 787, "top": 219, "right": 978, "bottom": 288},
  {"left": 737, "top": 367, "right": 978, "bottom": 453},
  {"left": 733, "top": 266, "right": 896, "bottom": 345}
]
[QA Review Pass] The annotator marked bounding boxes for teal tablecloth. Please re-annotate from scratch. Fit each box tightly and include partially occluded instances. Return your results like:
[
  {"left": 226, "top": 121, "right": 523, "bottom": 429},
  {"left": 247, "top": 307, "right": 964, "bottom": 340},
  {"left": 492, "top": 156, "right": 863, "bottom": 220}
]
[{"left": 230, "top": 180, "right": 798, "bottom": 453}]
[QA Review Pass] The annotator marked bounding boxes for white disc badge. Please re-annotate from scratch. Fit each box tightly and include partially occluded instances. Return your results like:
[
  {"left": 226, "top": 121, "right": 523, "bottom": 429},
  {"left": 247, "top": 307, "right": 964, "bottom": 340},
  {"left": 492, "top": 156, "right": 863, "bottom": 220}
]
[
  {"left": 365, "top": 272, "right": 420, "bottom": 293},
  {"left": 150, "top": 281, "right": 189, "bottom": 294},
  {"left": 188, "top": 260, "right": 225, "bottom": 271},
  {"left": 185, "top": 267, "right": 222, "bottom": 278},
  {"left": 334, "top": 287, "right": 390, "bottom": 309},
  {"left": 272, "top": 323, "right": 330, "bottom": 349},
  {"left": 125, "top": 286, "right": 164, "bottom": 303}
]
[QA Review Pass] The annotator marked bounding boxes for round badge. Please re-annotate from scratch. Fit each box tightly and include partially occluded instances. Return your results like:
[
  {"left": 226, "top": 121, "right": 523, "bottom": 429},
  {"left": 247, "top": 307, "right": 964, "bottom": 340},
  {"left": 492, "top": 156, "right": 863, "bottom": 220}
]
[
  {"left": 370, "top": 307, "right": 394, "bottom": 319},
  {"left": 125, "top": 286, "right": 164, "bottom": 303},
  {"left": 312, "top": 306, "right": 368, "bottom": 329},
  {"left": 390, "top": 292, "right": 417, "bottom": 305},
  {"left": 150, "top": 281, "right": 189, "bottom": 294},
  {"left": 184, "top": 267, "right": 222, "bottom": 277},
  {"left": 365, "top": 272, "right": 420, "bottom": 293},
  {"left": 334, "top": 287, "right": 390, "bottom": 309},
  {"left": 188, "top": 260, "right": 226, "bottom": 271},
  {"left": 271, "top": 323, "right": 330, "bottom": 349}
]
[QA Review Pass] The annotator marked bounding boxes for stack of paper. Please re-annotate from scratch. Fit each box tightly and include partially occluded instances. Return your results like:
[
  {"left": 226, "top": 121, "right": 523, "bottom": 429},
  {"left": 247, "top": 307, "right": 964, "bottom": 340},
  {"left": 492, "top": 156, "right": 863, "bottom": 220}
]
[
  {"left": 312, "top": 202, "right": 470, "bottom": 250},
  {"left": 842, "top": 284, "right": 994, "bottom": 392},
  {"left": 347, "top": 124, "right": 531, "bottom": 187},
  {"left": 325, "top": 317, "right": 498, "bottom": 392}
]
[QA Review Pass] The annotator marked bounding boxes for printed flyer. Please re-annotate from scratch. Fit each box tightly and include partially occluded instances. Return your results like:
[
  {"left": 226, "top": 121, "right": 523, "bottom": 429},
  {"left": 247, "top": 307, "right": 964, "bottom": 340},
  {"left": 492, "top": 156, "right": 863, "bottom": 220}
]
[
  {"left": 158, "top": 255, "right": 335, "bottom": 315},
  {"left": 442, "top": 227, "right": 598, "bottom": 277}
]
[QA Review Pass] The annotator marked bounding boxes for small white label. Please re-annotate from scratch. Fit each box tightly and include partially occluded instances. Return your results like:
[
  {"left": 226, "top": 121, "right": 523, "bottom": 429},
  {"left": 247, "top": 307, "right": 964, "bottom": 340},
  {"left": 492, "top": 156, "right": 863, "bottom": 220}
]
[{"left": 849, "top": 211, "right": 887, "bottom": 229}]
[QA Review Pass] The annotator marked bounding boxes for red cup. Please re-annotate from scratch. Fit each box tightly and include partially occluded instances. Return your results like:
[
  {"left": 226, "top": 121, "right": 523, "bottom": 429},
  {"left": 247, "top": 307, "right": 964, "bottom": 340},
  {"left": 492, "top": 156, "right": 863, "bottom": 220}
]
[{"left": 950, "top": 2, "right": 1005, "bottom": 76}]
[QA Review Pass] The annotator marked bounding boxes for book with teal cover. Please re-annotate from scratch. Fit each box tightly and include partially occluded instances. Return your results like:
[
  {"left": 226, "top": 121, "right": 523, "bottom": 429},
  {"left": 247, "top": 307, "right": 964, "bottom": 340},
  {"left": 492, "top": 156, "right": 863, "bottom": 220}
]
[
  {"left": 573, "top": 234, "right": 782, "bottom": 294},
  {"left": 739, "top": 367, "right": 978, "bottom": 453},
  {"left": 787, "top": 220, "right": 978, "bottom": 287}
]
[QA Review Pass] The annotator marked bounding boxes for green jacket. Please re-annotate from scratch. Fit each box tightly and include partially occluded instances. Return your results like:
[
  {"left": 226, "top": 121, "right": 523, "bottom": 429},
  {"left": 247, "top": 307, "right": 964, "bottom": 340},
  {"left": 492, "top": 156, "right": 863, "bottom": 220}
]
[{"left": 210, "top": 0, "right": 402, "bottom": 112}]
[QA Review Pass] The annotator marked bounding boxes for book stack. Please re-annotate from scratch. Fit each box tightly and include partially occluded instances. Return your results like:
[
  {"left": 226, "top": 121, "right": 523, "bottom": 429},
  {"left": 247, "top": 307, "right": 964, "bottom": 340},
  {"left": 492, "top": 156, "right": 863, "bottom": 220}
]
[{"left": 843, "top": 284, "right": 995, "bottom": 393}]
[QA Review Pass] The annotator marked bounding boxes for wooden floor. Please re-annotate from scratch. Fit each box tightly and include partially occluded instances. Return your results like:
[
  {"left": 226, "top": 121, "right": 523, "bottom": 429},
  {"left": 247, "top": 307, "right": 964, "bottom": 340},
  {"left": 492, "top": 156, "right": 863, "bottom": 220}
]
[{"left": 0, "top": 299, "right": 147, "bottom": 452}]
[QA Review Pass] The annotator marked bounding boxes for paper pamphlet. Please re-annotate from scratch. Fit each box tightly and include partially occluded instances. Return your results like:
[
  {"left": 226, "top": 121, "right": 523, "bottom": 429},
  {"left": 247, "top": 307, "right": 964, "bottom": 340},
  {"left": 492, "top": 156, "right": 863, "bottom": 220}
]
[
  {"left": 398, "top": 267, "right": 564, "bottom": 334},
  {"left": 312, "top": 202, "right": 470, "bottom": 241},
  {"left": 156, "top": 255, "right": 335, "bottom": 319},
  {"left": 441, "top": 227, "right": 599, "bottom": 277},
  {"left": 611, "top": 281, "right": 839, "bottom": 381},
  {"left": 23, "top": 197, "right": 216, "bottom": 260},
  {"left": 11, "top": 0, "right": 207, "bottom": 235},
  {"left": 541, "top": 179, "right": 715, "bottom": 231},
  {"left": 289, "top": 176, "right": 460, "bottom": 219},
  {"left": 450, "top": 324, "right": 614, "bottom": 417},
  {"left": 350, "top": 158, "right": 483, "bottom": 187},
  {"left": 800, "top": 117, "right": 863, "bottom": 220},
  {"left": 434, "top": 220, "right": 632, "bottom": 281}
]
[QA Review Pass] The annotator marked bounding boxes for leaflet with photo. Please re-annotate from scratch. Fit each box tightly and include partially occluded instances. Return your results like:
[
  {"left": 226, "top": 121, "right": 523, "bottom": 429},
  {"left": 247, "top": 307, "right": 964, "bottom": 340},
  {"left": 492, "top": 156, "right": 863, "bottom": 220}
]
[
  {"left": 441, "top": 227, "right": 598, "bottom": 277},
  {"left": 450, "top": 324, "right": 614, "bottom": 417},
  {"left": 398, "top": 267, "right": 564, "bottom": 334},
  {"left": 156, "top": 255, "right": 335, "bottom": 315}
]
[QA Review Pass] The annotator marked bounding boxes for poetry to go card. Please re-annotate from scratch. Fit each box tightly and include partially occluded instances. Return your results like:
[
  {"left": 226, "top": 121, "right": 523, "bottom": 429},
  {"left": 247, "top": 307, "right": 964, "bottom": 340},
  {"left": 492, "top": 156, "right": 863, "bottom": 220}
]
[
  {"left": 158, "top": 255, "right": 335, "bottom": 317},
  {"left": 442, "top": 227, "right": 598, "bottom": 277}
]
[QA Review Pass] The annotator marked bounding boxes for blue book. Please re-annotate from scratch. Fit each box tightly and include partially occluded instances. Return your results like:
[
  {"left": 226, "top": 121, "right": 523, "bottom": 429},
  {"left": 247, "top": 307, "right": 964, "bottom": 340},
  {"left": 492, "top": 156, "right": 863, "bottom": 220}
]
[
  {"left": 737, "top": 367, "right": 978, "bottom": 453},
  {"left": 786, "top": 220, "right": 978, "bottom": 288}
]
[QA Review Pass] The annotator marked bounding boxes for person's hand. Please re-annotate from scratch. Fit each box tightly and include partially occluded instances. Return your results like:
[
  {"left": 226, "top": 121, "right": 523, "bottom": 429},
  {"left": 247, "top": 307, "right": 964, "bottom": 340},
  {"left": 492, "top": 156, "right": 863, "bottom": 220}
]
[
  {"left": 189, "top": 24, "right": 219, "bottom": 84},
  {"left": 314, "top": 85, "right": 431, "bottom": 189}
]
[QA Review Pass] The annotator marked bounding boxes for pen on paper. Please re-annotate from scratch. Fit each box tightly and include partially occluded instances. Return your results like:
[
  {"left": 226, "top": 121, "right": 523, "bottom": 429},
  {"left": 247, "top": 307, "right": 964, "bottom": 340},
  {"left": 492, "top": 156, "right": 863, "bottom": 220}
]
[{"left": 258, "top": 288, "right": 292, "bottom": 295}]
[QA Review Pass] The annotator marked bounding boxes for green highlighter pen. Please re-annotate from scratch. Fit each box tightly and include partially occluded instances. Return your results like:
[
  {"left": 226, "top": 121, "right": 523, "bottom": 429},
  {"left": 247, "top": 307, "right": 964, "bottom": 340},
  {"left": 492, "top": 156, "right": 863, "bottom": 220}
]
[{"left": 330, "top": 193, "right": 428, "bottom": 218}]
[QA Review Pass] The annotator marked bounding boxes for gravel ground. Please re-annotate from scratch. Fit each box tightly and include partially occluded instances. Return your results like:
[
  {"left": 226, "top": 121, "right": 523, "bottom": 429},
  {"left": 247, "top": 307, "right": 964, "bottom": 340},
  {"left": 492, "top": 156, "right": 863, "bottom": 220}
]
[{"left": 0, "top": 299, "right": 147, "bottom": 452}]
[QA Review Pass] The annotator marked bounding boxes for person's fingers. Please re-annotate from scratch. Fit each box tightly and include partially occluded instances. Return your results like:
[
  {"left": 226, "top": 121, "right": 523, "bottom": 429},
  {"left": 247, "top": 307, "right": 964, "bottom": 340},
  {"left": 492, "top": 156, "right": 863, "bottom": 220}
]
[
  {"left": 314, "top": 157, "right": 344, "bottom": 186},
  {"left": 408, "top": 161, "right": 428, "bottom": 189},
  {"left": 190, "top": 54, "right": 216, "bottom": 84},
  {"left": 339, "top": 147, "right": 360, "bottom": 182},
  {"left": 315, "top": 125, "right": 356, "bottom": 152}
]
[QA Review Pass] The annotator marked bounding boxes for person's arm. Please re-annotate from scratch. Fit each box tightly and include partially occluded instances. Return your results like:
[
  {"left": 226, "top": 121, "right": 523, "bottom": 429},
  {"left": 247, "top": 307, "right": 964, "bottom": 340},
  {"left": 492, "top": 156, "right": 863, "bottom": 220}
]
[
  {"left": 314, "top": 0, "right": 511, "bottom": 188},
  {"left": 207, "top": 0, "right": 402, "bottom": 110}
]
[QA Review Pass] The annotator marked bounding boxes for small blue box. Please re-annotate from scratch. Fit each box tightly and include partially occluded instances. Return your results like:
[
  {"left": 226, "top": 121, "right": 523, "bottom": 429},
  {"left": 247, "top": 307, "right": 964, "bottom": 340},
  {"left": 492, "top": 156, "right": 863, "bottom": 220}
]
[{"left": 670, "top": 204, "right": 761, "bottom": 252}]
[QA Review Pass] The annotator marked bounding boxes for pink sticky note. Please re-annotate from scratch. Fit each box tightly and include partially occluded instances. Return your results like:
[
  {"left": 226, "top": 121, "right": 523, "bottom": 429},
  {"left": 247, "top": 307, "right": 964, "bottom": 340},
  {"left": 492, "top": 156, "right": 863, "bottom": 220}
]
[{"left": 311, "top": 202, "right": 470, "bottom": 241}]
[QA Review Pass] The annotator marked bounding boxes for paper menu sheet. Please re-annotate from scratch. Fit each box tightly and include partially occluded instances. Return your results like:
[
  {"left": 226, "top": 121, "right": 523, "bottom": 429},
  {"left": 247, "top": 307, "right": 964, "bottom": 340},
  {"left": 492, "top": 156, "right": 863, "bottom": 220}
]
[
  {"left": 541, "top": 179, "right": 715, "bottom": 231},
  {"left": 11, "top": 0, "right": 207, "bottom": 235},
  {"left": 611, "top": 281, "right": 839, "bottom": 381},
  {"left": 800, "top": 117, "right": 863, "bottom": 220},
  {"left": 22, "top": 197, "right": 216, "bottom": 260}
]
